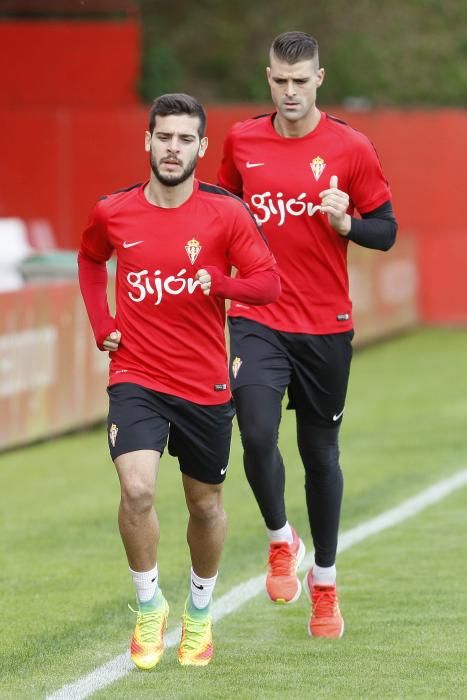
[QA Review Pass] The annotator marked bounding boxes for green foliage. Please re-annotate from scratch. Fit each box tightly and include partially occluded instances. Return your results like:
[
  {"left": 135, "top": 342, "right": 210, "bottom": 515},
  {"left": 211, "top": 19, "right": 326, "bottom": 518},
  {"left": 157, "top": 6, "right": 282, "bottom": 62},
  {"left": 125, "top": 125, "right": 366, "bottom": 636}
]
[
  {"left": 140, "top": 42, "right": 185, "bottom": 98},
  {"left": 138, "top": 0, "right": 467, "bottom": 105}
]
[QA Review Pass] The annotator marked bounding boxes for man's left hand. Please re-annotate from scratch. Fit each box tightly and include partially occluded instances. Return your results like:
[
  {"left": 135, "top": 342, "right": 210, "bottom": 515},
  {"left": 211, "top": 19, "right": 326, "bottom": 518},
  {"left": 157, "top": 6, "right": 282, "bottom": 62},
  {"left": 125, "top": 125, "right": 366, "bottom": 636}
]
[
  {"left": 196, "top": 268, "right": 212, "bottom": 295},
  {"left": 319, "top": 175, "right": 351, "bottom": 236}
]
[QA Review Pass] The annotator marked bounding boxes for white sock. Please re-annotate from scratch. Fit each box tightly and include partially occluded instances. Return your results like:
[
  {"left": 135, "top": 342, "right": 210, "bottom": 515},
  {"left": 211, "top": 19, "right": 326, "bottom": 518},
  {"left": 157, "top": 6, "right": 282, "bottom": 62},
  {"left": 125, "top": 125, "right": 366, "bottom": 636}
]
[
  {"left": 313, "top": 562, "right": 336, "bottom": 586},
  {"left": 130, "top": 565, "right": 159, "bottom": 603},
  {"left": 267, "top": 521, "right": 293, "bottom": 544},
  {"left": 190, "top": 567, "right": 218, "bottom": 610}
]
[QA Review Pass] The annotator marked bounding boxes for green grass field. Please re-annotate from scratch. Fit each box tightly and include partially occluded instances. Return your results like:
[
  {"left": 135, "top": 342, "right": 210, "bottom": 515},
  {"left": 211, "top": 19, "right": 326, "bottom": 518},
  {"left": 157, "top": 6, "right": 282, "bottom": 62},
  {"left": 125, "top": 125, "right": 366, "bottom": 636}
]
[{"left": 1, "top": 328, "right": 466, "bottom": 699}]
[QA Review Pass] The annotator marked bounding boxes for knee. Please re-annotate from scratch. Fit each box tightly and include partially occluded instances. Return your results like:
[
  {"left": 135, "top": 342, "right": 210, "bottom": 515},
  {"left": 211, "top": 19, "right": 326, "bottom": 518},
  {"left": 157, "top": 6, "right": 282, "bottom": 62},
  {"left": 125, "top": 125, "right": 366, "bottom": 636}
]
[
  {"left": 240, "top": 420, "right": 277, "bottom": 456},
  {"left": 298, "top": 428, "right": 341, "bottom": 475},
  {"left": 304, "top": 445, "right": 340, "bottom": 476},
  {"left": 120, "top": 479, "right": 154, "bottom": 515},
  {"left": 186, "top": 491, "right": 225, "bottom": 525}
]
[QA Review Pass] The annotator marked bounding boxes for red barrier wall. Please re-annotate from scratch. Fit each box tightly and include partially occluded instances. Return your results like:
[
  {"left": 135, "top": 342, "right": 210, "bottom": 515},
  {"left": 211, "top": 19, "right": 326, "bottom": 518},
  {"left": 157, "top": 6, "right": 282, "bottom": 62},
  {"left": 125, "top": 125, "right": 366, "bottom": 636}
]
[
  {"left": 0, "top": 108, "right": 148, "bottom": 246},
  {"left": 0, "top": 281, "right": 109, "bottom": 450},
  {"left": 0, "top": 19, "right": 433, "bottom": 451},
  {"left": 0, "top": 242, "right": 417, "bottom": 451},
  {"left": 0, "top": 21, "right": 139, "bottom": 107},
  {"left": 0, "top": 106, "right": 464, "bottom": 324}
]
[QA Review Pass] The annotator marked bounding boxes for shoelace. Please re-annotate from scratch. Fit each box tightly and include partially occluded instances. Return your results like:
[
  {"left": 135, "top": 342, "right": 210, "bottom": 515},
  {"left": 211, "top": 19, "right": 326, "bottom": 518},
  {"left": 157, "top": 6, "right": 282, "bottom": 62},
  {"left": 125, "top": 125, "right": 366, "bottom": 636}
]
[
  {"left": 128, "top": 604, "right": 165, "bottom": 643},
  {"left": 181, "top": 613, "right": 211, "bottom": 651},
  {"left": 268, "top": 542, "right": 295, "bottom": 576},
  {"left": 312, "top": 586, "right": 338, "bottom": 617}
]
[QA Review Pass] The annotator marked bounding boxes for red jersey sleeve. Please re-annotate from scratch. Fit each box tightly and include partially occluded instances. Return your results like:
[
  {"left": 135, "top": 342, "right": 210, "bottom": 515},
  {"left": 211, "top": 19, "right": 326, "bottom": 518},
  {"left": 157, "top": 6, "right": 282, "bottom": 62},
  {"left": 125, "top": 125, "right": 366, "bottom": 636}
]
[
  {"left": 217, "top": 126, "right": 243, "bottom": 196},
  {"left": 227, "top": 201, "right": 277, "bottom": 276},
  {"left": 348, "top": 136, "right": 392, "bottom": 214},
  {"left": 78, "top": 201, "right": 116, "bottom": 349},
  {"left": 205, "top": 265, "right": 280, "bottom": 305},
  {"left": 79, "top": 200, "right": 114, "bottom": 262},
  {"left": 204, "top": 198, "right": 280, "bottom": 305}
]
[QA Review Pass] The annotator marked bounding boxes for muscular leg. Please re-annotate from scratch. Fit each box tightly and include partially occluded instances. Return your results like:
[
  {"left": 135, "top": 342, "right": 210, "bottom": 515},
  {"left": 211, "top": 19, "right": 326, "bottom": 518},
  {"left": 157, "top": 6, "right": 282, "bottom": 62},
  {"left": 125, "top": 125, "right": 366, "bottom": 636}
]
[
  {"left": 182, "top": 474, "right": 226, "bottom": 577},
  {"left": 296, "top": 415, "right": 343, "bottom": 568},
  {"left": 233, "top": 385, "right": 286, "bottom": 530},
  {"left": 114, "top": 449, "right": 161, "bottom": 572}
]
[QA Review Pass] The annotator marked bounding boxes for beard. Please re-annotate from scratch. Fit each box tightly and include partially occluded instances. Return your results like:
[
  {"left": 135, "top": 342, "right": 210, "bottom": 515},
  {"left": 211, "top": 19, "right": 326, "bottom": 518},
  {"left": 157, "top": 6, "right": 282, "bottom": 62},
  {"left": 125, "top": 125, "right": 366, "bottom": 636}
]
[{"left": 150, "top": 150, "right": 199, "bottom": 187}]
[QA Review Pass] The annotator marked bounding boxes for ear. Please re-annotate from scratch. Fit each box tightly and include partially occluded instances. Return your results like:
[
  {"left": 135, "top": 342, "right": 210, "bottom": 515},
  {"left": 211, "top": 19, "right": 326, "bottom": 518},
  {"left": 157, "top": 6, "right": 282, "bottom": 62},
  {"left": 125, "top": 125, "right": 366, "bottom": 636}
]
[
  {"left": 266, "top": 66, "right": 271, "bottom": 84},
  {"left": 198, "top": 136, "right": 208, "bottom": 158},
  {"left": 144, "top": 130, "right": 151, "bottom": 152},
  {"left": 316, "top": 67, "right": 325, "bottom": 88}
]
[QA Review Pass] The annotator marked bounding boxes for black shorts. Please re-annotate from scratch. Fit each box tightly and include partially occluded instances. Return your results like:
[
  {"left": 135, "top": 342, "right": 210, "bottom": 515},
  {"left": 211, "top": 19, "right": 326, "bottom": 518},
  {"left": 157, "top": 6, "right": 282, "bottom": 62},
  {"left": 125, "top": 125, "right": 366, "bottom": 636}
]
[
  {"left": 107, "top": 383, "right": 235, "bottom": 484},
  {"left": 228, "top": 317, "right": 354, "bottom": 427}
]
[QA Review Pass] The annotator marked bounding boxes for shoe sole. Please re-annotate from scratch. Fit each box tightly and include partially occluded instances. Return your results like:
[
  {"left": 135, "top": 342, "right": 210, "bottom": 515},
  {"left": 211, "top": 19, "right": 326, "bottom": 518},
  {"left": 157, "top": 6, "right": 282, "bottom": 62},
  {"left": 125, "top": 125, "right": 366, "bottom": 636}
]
[
  {"left": 178, "top": 656, "right": 212, "bottom": 667},
  {"left": 268, "top": 537, "right": 306, "bottom": 604},
  {"left": 303, "top": 572, "right": 344, "bottom": 639}
]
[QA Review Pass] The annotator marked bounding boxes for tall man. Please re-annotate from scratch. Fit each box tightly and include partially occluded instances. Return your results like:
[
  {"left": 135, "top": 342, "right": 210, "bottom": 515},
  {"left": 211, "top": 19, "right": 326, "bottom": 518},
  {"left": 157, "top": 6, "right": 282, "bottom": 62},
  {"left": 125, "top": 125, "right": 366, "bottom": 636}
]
[
  {"left": 78, "top": 93, "right": 280, "bottom": 668},
  {"left": 218, "top": 32, "right": 397, "bottom": 638}
]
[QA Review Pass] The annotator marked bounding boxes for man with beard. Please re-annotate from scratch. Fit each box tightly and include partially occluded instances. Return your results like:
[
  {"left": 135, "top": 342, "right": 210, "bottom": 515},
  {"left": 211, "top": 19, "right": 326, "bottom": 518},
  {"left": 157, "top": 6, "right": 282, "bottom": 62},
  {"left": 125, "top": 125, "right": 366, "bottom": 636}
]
[{"left": 78, "top": 93, "right": 280, "bottom": 669}]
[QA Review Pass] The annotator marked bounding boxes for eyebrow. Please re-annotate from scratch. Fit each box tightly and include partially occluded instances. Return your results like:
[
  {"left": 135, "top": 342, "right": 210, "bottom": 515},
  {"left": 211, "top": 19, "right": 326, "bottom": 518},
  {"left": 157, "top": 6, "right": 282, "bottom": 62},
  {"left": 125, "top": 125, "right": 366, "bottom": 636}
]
[
  {"left": 155, "top": 131, "right": 197, "bottom": 138},
  {"left": 272, "top": 75, "right": 311, "bottom": 81}
]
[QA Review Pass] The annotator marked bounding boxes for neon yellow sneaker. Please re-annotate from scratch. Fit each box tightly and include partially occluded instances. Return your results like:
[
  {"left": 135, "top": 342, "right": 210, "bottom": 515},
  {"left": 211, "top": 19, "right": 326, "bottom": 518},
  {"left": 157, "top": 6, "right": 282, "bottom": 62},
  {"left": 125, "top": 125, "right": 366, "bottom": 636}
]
[
  {"left": 129, "top": 593, "right": 169, "bottom": 670},
  {"left": 178, "top": 598, "right": 213, "bottom": 666}
]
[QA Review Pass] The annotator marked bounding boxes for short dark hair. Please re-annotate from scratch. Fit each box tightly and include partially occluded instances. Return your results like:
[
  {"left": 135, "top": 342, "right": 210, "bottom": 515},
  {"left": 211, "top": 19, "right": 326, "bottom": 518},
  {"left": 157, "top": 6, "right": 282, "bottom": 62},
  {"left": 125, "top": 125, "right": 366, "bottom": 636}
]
[
  {"left": 270, "top": 31, "right": 319, "bottom": 65},
  {"left": 148, "top": 93, "right": 206, "bottom": 138}
]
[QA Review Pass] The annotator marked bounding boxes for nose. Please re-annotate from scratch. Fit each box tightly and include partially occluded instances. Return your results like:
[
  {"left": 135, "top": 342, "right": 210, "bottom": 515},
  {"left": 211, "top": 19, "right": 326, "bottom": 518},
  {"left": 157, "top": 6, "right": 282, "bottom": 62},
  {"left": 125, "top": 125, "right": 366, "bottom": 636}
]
[
  {"left": 285, "top": 79, "right": 296, "bottom": 97},
  {"left": 168, "top": 136, "right": 180, "bottom": 152}
]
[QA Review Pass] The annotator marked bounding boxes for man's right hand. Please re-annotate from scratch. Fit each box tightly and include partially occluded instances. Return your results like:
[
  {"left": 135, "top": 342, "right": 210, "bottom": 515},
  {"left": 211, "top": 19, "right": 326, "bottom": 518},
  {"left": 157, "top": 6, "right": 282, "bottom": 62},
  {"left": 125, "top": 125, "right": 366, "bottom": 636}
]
[{"left": 103, "top": 330, "right": 121, "bottom": 352}]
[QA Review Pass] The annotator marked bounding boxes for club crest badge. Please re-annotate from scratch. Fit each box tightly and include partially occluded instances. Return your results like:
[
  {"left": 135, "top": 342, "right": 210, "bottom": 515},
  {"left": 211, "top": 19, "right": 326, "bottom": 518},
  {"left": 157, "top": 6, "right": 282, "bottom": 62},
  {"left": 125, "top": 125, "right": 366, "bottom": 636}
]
[
  {"left": 232, "top": 356, "right": 242, "bottom": 379},
  {"left": 185, "top": 238, "right": 202, "bottom": 265},
  {"left": 310, "top": 156, "right": 326, "bottom": 181},
  {"left": 109, "top": 423, "right": 118, "bottom": 447}
]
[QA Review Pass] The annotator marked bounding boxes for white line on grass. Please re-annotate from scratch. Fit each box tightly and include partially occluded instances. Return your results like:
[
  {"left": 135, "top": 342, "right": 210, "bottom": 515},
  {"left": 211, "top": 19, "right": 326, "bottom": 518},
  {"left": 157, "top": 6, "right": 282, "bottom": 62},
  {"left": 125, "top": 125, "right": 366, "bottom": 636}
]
[{"left": 47, "top": 469, "right": 467, "bottom": 700}]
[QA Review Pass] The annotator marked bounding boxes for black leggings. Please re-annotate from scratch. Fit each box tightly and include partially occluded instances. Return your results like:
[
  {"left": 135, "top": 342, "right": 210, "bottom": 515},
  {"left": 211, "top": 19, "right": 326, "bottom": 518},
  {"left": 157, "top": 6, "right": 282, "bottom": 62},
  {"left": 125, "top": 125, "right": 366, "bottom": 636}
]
[{"left": 234, "top": 385, "right": 343, "bottom": 568}]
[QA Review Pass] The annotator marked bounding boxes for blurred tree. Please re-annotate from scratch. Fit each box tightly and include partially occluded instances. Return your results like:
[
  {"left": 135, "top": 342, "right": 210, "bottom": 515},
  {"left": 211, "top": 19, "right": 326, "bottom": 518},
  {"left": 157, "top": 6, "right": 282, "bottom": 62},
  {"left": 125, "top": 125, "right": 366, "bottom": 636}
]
[{"left": 141, "top": 0, "right": 467, "bottom": 105}]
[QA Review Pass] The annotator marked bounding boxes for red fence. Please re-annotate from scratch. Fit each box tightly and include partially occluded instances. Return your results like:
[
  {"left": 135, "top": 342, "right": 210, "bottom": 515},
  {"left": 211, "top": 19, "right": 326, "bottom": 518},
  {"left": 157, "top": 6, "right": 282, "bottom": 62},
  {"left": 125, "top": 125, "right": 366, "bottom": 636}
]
[
  {"left": 1, "top": 19, "right": 453, "bottom": 450},
  {"left": 1, "top": 105, "right": 465, "bottom": 324},
  {"left": 0, "top": 20, "right": 139, "bottom": 107},
  {"left": 0, "top": 19, "right": 465, "bottom": 325},
  {"left": 0, "top": 240, "right": 417, "bottom": 451},
  {"left": 0, "top": 282, "right": 109, "bottom": 450}
]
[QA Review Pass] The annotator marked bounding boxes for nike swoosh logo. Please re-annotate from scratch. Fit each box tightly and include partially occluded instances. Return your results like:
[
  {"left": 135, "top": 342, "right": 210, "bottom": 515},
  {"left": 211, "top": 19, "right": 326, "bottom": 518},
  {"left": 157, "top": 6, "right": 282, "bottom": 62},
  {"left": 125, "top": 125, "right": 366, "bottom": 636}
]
[
  {"left": 123, "top": 240, "right": 143, "bottom": 248},
  {"left": 192, "top": 580, "right": 204, "bottom": 590},
  {"left": 220, "top": 466, "right": 228, "bottom": 475},
  {"left": 246, "top": 161, "right": 264, "bottom": 168},
  {"left": 333, "top": 409, "right": 345, "bottom": 421}
]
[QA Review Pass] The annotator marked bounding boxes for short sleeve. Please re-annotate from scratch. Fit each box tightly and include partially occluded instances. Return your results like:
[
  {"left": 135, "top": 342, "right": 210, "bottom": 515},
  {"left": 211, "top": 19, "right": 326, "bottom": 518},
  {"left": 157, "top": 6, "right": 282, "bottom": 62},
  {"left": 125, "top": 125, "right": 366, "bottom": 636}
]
[
  {"left": 217, "top": 127, "right": 244, "bottom": 197},
  {"left": 349, "top": 136, "right": 392, "bottom": 214}
]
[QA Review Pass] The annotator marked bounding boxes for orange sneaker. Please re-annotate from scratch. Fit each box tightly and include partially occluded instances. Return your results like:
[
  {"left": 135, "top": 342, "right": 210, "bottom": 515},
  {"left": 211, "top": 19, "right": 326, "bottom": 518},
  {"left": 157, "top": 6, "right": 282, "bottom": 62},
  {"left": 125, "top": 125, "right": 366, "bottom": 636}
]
[
  {"left": 304, "top": 569, "right": 344, "bottom": 638},
  {"left": 266, "top": 527, "right": 305, "bottom": 603}
]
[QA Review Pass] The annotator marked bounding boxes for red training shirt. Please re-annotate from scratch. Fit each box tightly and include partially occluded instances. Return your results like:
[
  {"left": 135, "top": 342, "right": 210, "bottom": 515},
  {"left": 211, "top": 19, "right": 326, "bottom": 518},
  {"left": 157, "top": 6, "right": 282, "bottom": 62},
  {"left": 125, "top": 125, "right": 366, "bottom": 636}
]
[
  {"left": 79, "top": 180, "right": 277, "bottom": 404},
  {"left": 218, "top": 111, "right": 392, "bottom": 334}
]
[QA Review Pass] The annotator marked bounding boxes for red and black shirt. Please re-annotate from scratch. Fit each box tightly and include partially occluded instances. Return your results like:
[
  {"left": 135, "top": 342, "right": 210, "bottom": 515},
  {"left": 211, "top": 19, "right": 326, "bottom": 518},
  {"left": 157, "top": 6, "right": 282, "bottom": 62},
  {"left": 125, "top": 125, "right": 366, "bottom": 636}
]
[
  {"left": 218, "top": 111, "right": 392, "bottom": 334},
  {"left": 79, "top": 180, "right": 277, "bottom": 404}
]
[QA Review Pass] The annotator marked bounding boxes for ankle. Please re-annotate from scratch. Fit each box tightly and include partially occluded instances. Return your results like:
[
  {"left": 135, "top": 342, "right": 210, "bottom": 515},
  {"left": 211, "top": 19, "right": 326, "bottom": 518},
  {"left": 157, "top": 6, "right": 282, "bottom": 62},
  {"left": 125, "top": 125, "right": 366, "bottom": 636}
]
[
  {"left": 267, "top": 521, "right": 293, "bottom": 544},
  {"left": 313, "top": 563, "right": 337, "bottom": 586},
  {"left": 138, "top": 587, "right": 164, "bottom": 612}
]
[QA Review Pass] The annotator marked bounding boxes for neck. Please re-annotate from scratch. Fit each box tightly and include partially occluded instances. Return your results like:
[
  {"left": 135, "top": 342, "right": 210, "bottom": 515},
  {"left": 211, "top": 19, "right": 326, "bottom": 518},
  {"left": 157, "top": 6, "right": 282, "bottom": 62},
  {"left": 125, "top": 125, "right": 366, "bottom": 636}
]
[
  {"left": 274, "top": 106, "right": 321, "bottom": 139},
  {"left": 144, "top": 174, "right": 195, "bottom": 208}
]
